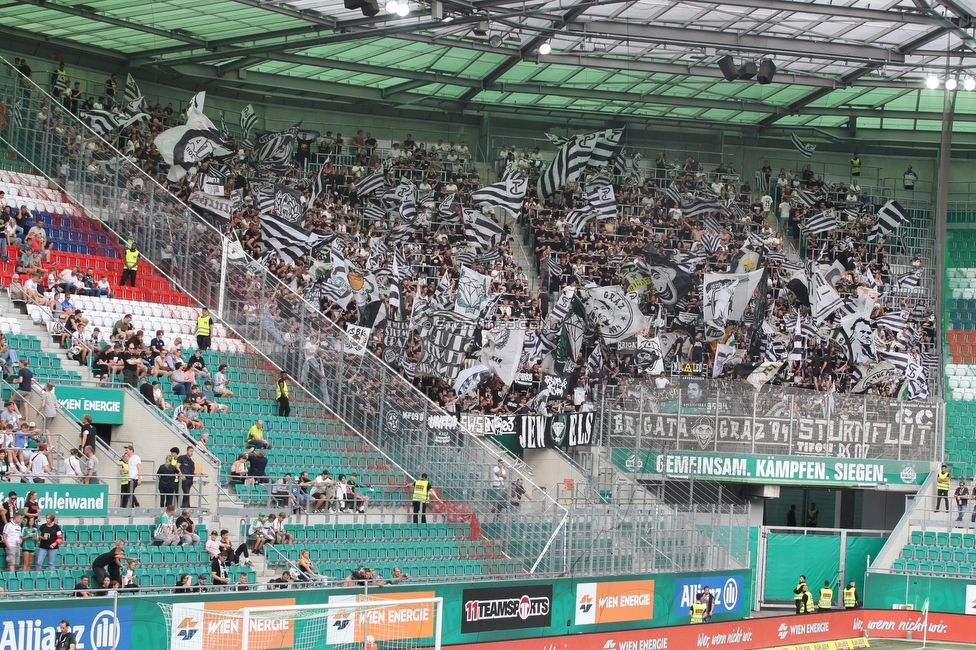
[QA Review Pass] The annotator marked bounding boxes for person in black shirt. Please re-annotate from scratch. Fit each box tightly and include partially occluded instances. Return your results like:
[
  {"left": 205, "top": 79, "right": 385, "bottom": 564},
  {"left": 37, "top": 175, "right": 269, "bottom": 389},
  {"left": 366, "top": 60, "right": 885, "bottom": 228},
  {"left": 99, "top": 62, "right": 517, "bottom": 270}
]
[
  {"left": 157, "top": 458, "right": 179, "bottom": 507},
  {"left": 55, "top": 621, "right": 77, "bottom": 650},
  {"left": 92, "top": 547, "right": 124, "bottom": 585},
  {"left": 211, "top": 556, "right": 230, "bottom": 589},
  {"left": 176, "top": 447, "right": 196, "bottom": 508},
  {"left": 138, "top": 377, "right": 155, "bottom": 405}
]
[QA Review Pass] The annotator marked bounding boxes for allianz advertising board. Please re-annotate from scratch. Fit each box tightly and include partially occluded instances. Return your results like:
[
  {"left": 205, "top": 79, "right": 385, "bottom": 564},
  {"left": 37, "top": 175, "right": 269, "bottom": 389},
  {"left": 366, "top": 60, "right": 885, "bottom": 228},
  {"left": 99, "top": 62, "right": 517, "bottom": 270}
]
[{"left": 1, "top": 605, "right": 132, "bottom": 650}]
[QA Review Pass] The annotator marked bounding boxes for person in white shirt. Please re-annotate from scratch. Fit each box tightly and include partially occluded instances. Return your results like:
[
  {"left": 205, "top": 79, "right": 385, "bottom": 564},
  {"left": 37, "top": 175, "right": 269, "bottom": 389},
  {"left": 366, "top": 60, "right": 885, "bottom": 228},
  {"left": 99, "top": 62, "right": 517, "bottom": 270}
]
[
  {"left": 3, "top": 512, "right": 23, "bottom": 572},
  {"left": 761, "top": 192, "right": 773, "bottom": 219},
  {"left": 492, "top": 459, "right": 507, "bottom": 495},
  {"left": 654, "top": 372, "right": 671, "bottom": 389},
  {"left": 29, "top": 451, "right": 50, "bottom": 482},
  {"left": 64, "top": 448, "right": 84, "bottom": 480},
  {"left": 778, "top": 201, "right": 791, "bottom": 230},
  {"left": 334, "top": 475, "right": 349, "bottom": 513}
]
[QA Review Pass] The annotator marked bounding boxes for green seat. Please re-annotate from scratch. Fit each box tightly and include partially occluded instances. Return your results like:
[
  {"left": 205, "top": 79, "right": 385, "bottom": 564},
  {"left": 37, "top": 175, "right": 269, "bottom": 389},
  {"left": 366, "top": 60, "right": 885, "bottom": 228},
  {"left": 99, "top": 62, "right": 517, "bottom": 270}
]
[
  {"left": 923, "top": 531, "right": 937, "bottom": 545},
  {"left": 911, "top": 530, "right": 923, "bottom": 544},
  {"left": 937, "top": 532, "right": 950, "bottom": 546}
]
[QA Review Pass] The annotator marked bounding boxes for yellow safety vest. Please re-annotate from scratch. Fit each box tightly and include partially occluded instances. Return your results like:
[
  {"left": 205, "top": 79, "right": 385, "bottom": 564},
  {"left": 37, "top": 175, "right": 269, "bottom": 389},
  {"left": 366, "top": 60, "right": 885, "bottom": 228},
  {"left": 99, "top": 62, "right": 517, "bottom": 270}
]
[
  {"left": 818, "top": 588, "right": 832, "bottom": 609},
  {"left": 275, "top": 381, "right": 289, "bottom": 400},
  {"left": 121, "top": 460, "right": 129, "bottom": 485},
  {"left": 196, "top": 316, "right": 211, "bottom": 337},
  {"left": 937, "top": 472, "right": 950, "bottom": 491},
  {"left": 807, "top": 509, "right": 818, "bottom": 525},
  {"left": 850, "top": 158, "right": 860, "bottom": 174},
  {"left": 843, "top": 587, "right": 856, "bottom": 608},
  {"left": 55, "top": 70, "right": 68, "bottom": 86},
  {"left": 794, "top": 582, "right": 805, "bottom": 601},
  {"left": 690, "top": 603, "right": 706, "bottom": 624},
  {"left": 125, "top": 249, "right": 140, "bottom": 270},
  {"left": 805, "top": 596, "right": 816, "bottom": 614},
  {"left": 412, "top": 479, "right": 430, "bottom": 503}
]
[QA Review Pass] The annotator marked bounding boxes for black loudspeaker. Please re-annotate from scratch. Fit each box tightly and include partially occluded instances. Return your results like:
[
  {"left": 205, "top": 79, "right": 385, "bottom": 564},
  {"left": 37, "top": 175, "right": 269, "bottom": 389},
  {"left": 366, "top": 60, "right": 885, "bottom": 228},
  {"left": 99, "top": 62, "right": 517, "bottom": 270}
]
[
  {"left": 718, "top": 55, "right": 738, "bottom": 82},
  {"left": 758, "top": 59, "right": 777, "bottom": 84},
  {"left": 738, "top": 62, "right": 757, "bottom": 80},
  {"left": 344, "top": 0, "right": 379, "bottom": 15}
]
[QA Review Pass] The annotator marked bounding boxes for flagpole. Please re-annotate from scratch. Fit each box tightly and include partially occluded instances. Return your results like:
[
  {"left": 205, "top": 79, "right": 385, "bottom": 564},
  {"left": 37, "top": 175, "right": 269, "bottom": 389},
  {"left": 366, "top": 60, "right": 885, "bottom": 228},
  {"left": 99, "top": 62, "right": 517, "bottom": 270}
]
[
  {"left": 921, "top": 599, "right": 928, "bottom": 649},
  {"left": 217, "top": 236, "right": 229, "bottom": 320}
]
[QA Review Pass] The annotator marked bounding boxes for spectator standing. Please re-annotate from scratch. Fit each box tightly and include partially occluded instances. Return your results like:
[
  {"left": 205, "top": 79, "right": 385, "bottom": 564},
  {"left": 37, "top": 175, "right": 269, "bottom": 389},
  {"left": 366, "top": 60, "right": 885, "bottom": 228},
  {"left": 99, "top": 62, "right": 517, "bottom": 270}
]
[
  {"left": 39, "top": 384, "right": 57, "bottom": 433},
  {"left": 211, "top": 553, "right": 230, "bottom": 590},
  {"left": 157, "top": 457, "right": 179, "bottom": 507},
  {"left": 195, "top": 307, "right": 213, "bottom": 351},
  {"left": 177, "top": 447, "right": 197, "bottom": 508},
  {"left": 697, "top": 585, "right": 715, "bottom": 623},
  {"left": 104, "top": 74, "right": 118, "bottom": 107},
  {"left": 275, "top": 372, "right": 290, "bottom": 417},
  {"left": 82, "top": 446, "right": 99, "bottom": 484},
  {"left": 936, "top": 464, "right": 951, "bottom": 512},
  {"left": 120, "top": 242, "right": 139, "bottom": 287},
  {"left": 955, "top": 481, "right": 969, "bottom": 522},
  {"left": 411, "top": 473, "right": 434, "bottom": 524},
  {"left": 19, "top": 515, "right": 36, "bottom": 572},
  {"left": 79, "top": 414, "right": 96, "bottom": 450},
  {"left": 3, "top": 512, "right": 23, "bottom": 572},
  {"left": 36, "top": 512, "right": 61, "bottom": 569},
  {"left": 492, "top": 459, "right": 507, "bottom": 502},
  {"left": 12, "top": 360, "right": 33, "bottom": 420},
  {"left": 787, "top": 504, "right": 797, "bottom": 527},
  {"left": 806, "top": 502, "right": 818, "bottom": 527},
  {"left": 903, "top": 166, "right": 917, "bottom": 190},
  {"left": 850, "top": 152, "right": 861, "bottom": 177},
  {"left": 64, "top": 449, "right": 83, "bottom": 481}
]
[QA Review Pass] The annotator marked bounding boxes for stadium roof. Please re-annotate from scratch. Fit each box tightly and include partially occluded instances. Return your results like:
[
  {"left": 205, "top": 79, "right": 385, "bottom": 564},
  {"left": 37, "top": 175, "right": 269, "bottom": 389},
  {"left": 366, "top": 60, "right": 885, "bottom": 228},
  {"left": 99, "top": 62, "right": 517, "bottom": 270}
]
[{"left": 8, "top": 0, "right": 976, "bottom": 129}]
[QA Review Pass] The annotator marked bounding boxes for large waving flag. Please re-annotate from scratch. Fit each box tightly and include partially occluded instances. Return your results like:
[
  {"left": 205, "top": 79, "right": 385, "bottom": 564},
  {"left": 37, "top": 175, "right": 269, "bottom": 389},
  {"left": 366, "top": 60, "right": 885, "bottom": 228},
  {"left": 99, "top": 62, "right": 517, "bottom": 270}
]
[{"left": 154, "top": 91, "right": 234, "bottom": 181}]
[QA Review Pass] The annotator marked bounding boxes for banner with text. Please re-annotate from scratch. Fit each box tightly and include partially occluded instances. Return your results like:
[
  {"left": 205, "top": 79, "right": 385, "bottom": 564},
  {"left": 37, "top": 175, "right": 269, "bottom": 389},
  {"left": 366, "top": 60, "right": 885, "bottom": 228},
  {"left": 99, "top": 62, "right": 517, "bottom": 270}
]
[
  {"left": 610, "top": 448, "right": 932, "bottom": 486},
  {"left": 6, "top": 483, "right": 109, "bottom": 515},
  {"left": 57, "top": 386, "right": 125, "bottom": 424}
]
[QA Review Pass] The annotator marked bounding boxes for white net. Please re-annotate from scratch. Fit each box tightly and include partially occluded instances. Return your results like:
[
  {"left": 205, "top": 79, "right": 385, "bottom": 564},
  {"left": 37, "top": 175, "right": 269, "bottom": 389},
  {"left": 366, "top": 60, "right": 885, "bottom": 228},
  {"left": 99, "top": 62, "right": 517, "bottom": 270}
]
[{"left": 159, "top": 596, "right": 443, "bottom": 650}]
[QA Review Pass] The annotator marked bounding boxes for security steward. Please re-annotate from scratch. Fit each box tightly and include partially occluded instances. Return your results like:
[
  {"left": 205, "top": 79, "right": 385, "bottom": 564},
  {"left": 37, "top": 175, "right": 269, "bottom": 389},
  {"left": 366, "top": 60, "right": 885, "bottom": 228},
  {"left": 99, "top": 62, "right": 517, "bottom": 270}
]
[
  {"left": 806, "top": 502, "right": 819, "bottom": 527},
  {"left": 121, "top": 241, "right": 139, "bottom": 287},
  {"left": 195, "top": 307, "right": 213, "bottom": 351},
  {"left": 844, "top": 580, "right": 859, "bottom": 610},
  {"left": 818, "top": 581, "right": 833, "bottom": 612},
  {"left": 793, "top": 574, "right": 807, "bottom": 614},
  {"left": 690, "top": 595, "right": 707, "bottom": 624},
  {"left": 411, "top": 473, "right": 433, "bottom": 524},
  {"left": 802, "top": 584, "right": 816, "bottom": 614},
  {"left": 936, "top": 464, "right": 951, "bottom": 512},
  {"left": 850, "top": 153, "right": 861, "bottom": 177}
]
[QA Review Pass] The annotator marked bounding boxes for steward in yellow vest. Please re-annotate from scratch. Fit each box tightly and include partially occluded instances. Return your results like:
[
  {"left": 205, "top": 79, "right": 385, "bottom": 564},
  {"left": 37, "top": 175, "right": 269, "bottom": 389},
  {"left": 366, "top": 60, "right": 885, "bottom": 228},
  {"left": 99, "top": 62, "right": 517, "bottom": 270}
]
[
  {"left": 937, "top": 465, "right": 951, "bottom": 512},
  {"left": 844, "top": 581, "right": 858, "bottom": 609},
  {"left": 690, "top": 600, "right": 707, "bottom": 624},
  {"left": 818, "top": 582, "right": 833, "bottom": 610},
  {"left": 195, "top": 307, "right": 213, "bottom": 351},
  {"left": 121, "top": 242, "right": 139, "bottom": 287}
]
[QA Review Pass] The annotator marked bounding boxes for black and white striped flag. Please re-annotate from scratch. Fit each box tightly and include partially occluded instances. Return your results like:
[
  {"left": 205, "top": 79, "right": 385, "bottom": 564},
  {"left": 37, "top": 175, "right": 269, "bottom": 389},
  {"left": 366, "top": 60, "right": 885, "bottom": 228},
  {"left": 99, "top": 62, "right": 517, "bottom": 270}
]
[
  {"left": 240, "top": 104, "right": 257, "bottom": 136},
  {"left": 874, "top": 309, "right": 909, "bottom": 332},
  {"left": 306, "top": 158, "right": 329, "bottom": 210},
  {"left": 250, "top": 125, "right": 299, "bottom": 173},
  {"left": 665, "top": 183, "right": 682, "bottom": 206},
  {"left": 389, "top": 252, "right": 404, "bottom": 320},
  {"left": 433, "top": 272, "right": 453, "bottom": 308},
  {"left": 589, "top": 128, "right": 624, "bottom": 168},
  {"left": 471, "top": 173, "right": 527, "bottom": 218},
  {"left": 791, "top": 132, "right": 816, "bottom": 158},
  {"left": 201, "top": 165, "right": 228, "bottom": 196},
  {"left": 355, "top": 170, "right": 387, "bottom": 198},
  {"left": 631, "top": 153, "right": 643, "bottom": 184},
  {"left": 801, "top": 210, "right": 837, "bottom": 236},
  {"left": 791, "top": 189, "right": 821, "bottom": 208},
  {"left": 896, "top": 269, "right": 922, "bottom": 289},
  {"left": 701, "top": 229, "right": 721, "bottom": 255},
  {"left": 585, "top": 344, "right": 604, "bottom": 377},
  {"left": 869, "top": 200, "right": 910, "bottom": 240},
  {"left": 679, "top": 194, "right": 727, "bottom": 220},
  {"left": 764, "top": 337, "right": 787, "bottom": 361},
  {"left": 259, "top": 206, "right": 326, "bottom": 265},
  {"left": 476, "top": 249, "right": 501, "bottom": 265},
  {"left": 586, "top": 185, "right": 617, "bottom": 219},
  {"left": 123, "top": 74, "right": 143, "bottom": 110},
  {"left": 565, "top": 208, "right": 595, "bottom": 236},
  {"left": 547, "top": 255, "right": 562, "bottom": 277},
  {"left": 387, "top": 222, "right": 416, "bottom": 244},
  {"left": 399, "top": 193, "right": 418, "bottom": 225},
  {"left": 608, "top": 251, "right": 624, "bottom": 266},
  {"left": 463, "top": 209, "right": 506, "bottom": 252},
  {"left": 454, "top": 249, "right": 476, "bottom": 268},
  {"left": 438, "top": 194, "right": 458, "bottom": 221},
  {"left": 703, "top": 214, "right": 723, "bottom": 234},
  {"left": 544, "top": 133, "right": 568, "bottom": 147},
  {"left": 364, "top": 202, "right": 386, "bottom": 221},
  {"left": 811, "top": 269, "right": 843, "bottom": 323},
  {"left": 80, "top": 109, "right": 119, "bottom": 135},
  {"left": 10, "top": 100, "right": 24, "bottom": 129},
  {"left": 586, "top": 172, "right": 613, "bottom": 190}
]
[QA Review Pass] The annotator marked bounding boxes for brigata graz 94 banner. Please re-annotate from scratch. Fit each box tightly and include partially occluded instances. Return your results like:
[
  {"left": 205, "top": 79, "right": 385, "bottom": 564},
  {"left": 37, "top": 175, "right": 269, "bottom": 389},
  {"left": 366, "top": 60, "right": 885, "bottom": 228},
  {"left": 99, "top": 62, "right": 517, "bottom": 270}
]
[
  {"left": 602, "top": 378, "right": 939, "bottom": 463},
  {"left": 611, "top": 448, "right": 932, "bottom": 487}
]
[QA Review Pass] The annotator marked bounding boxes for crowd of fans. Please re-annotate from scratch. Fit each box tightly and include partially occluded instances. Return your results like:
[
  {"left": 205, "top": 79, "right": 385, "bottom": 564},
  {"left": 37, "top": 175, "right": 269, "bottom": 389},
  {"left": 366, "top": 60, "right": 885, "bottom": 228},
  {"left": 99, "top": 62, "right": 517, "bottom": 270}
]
[{"left": 10, "top": 58, "right": 937, "bottom": 423}]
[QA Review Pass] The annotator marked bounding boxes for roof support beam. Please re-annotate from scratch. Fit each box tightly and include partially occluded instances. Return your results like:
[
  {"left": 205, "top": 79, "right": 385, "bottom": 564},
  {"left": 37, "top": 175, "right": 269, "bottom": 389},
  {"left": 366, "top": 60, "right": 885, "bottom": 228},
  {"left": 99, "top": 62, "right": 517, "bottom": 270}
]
[
  {"left": 459, "top": 0, "right": 594, "bottom": 103},
  {"left": 132, "top": 25, "right": 328, "bottom": 62},
  {"left": 226, "top": 0, "right": 335, "bottom": 27},
  {"left": 758, "top": 25, "right": 950, "bottom": 125},
  {"left": 564, "top": 21, "right": 905, "bottom": 63},
  {"left": 678, "top": 0, "right": 938, "bottom": 25},
  {"left": 18, "top": 0, "right": 207, "bottom": 47}
]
